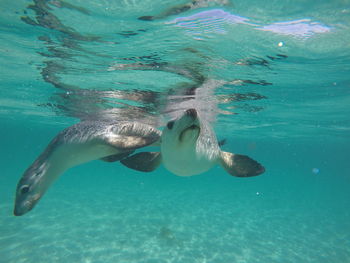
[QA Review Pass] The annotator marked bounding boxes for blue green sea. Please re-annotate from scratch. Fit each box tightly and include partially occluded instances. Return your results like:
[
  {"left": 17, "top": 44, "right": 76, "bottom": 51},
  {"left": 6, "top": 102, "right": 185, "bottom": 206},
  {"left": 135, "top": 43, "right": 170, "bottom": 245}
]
[{"left": 1, "top": 0, "right": 350, "bottom": 262}]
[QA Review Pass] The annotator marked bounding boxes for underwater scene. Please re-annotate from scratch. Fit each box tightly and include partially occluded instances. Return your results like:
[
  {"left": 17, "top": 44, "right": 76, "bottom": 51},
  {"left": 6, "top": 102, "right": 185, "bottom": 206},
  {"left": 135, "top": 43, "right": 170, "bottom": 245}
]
[{"left": 1, "top": 0, "right": 350, "bottom": 262}]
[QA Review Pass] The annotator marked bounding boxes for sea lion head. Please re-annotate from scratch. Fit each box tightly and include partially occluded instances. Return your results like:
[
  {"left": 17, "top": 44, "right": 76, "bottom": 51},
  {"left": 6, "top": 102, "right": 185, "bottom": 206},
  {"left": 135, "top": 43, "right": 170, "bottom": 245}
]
[
  {"left": 14, "top": 161, "right": 48, "bottom": 216},
  {"left": 162, "top": 108, "right": 201, "bottom": 147}
]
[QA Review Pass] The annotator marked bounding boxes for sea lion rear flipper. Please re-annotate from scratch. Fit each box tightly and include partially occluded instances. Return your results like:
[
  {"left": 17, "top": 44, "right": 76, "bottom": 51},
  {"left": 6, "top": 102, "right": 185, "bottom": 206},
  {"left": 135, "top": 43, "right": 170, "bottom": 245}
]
[
  {"left": 100, "top": 151, "right": 134, "bottom": 162},
  {"left": 219, "top": 151, "right": 265, "bottom": 177},
  {"left": 121, "top": 152, "right": 161, "bottom": 172}
]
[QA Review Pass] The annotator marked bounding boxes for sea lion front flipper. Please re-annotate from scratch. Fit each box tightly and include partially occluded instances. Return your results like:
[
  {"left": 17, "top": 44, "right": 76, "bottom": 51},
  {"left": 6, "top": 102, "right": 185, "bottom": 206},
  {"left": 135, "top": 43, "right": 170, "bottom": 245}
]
[
  {"left": 104, "top": 122, "right": 161, "bottom": 150},
  {"left": 121, "top": 152, "right": 161, "bottom": 172},
  {"left": 219, "top": 151, "right": 265, "bottom": 177},
  {"left": 100, "top": 151, "right": 134, "bottom": 162}
]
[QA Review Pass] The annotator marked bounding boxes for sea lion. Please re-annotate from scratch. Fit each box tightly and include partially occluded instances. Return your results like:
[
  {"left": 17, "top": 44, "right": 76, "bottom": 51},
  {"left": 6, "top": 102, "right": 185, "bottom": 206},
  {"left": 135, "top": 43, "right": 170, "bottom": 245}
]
[
  {"left": 14, "top": 121, "right": 160, "bottom": 216},
  {"left": 121, "top": 108, "right": 265, "bottom": 177}
]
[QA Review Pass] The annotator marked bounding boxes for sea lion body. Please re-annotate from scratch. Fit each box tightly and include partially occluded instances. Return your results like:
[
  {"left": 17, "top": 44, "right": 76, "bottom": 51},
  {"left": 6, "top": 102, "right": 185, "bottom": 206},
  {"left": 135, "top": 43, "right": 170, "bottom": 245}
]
[
  {"left": 14, "top": 121, "right": 160, "bottom": 216},
  {"left": 121, "top": 108, "right": 265, "bottom": 178}
]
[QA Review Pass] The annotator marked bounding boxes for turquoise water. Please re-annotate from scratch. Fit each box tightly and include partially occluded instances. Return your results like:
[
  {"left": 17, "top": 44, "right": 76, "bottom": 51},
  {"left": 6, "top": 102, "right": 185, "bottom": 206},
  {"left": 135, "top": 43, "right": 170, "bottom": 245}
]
[{"left": 1, "top": 0, "right": 350, "bottom": 262}]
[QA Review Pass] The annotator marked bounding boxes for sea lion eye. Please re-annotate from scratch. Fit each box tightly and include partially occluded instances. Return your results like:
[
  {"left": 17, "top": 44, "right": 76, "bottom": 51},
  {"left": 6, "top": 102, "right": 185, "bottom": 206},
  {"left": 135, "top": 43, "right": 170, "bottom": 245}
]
[
  {"left": 20, "top": 185, "right": 30, "bottom": 194},
  {"left": 167, "top": 121, "right": 174, "bottom": 130}
]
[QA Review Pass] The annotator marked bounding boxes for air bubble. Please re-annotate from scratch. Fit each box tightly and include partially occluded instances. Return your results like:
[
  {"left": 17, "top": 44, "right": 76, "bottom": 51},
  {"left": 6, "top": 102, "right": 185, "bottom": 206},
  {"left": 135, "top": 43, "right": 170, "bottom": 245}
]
[{"left": 312, "top": 168, "right": 320, "bottom": 174}]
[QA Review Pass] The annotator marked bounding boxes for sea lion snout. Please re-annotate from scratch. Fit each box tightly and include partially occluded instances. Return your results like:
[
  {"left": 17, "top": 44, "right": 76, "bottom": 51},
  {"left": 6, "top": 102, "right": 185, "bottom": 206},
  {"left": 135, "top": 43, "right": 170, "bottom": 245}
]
[
  {"left": 185, "top": 108, "right": 197, "bottom": 119},
  {"left": 14, "top": 200, "right": 33, "bottom": 216}
]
